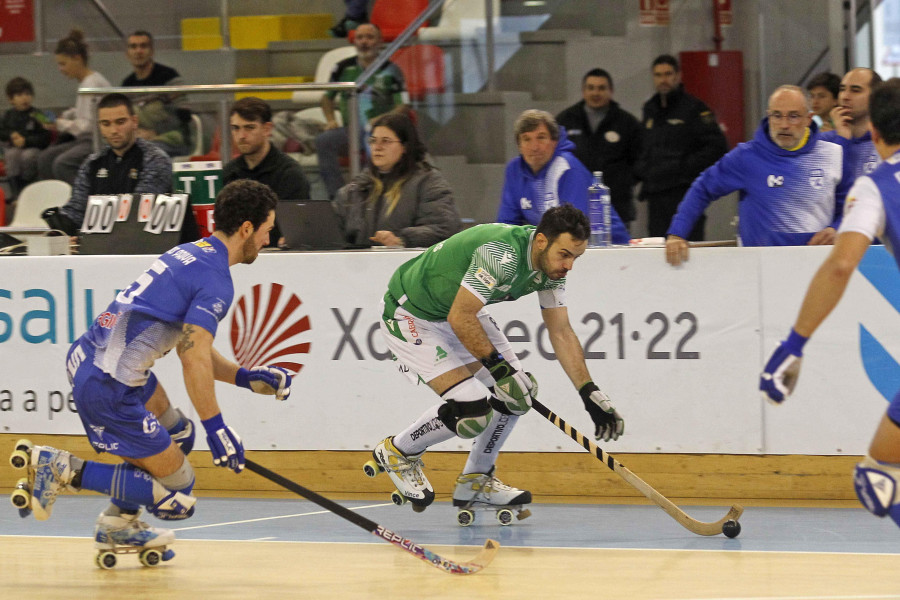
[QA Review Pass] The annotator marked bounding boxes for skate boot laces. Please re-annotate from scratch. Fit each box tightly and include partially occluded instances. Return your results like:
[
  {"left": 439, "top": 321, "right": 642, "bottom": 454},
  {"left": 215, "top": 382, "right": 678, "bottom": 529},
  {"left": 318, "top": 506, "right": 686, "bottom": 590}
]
[{"left": 378, "top": 440, "right": 427, "bottom": 485}]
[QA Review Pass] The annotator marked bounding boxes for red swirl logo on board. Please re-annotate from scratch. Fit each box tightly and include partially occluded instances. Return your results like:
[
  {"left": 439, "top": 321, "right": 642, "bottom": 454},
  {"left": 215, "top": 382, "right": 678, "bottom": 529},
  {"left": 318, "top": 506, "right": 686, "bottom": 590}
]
[{"left": 230, "top": 283, "right": 311, "bottom": 375}]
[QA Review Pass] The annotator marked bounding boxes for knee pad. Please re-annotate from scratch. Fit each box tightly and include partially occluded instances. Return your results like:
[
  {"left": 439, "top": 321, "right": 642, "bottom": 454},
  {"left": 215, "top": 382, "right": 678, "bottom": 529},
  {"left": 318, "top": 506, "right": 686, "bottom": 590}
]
[
  {"left": 148, "top": 459, "right": 196, "bottom": 520},
  {"left": 854, "top": 456, "right": 900, "bottom": 524},
  {"left": 437, "top": 377, "right": 494, "bottom": 439}
]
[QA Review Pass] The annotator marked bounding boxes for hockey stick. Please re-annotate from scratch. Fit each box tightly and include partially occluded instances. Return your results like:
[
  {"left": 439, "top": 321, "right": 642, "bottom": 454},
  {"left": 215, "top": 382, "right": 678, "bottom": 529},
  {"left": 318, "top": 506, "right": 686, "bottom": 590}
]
[
  {"left": 530, "top": 399, "right": 743, "bottom": 537},
  {"left": 244, "top": 459, "right": 499, "bottom": 574}
]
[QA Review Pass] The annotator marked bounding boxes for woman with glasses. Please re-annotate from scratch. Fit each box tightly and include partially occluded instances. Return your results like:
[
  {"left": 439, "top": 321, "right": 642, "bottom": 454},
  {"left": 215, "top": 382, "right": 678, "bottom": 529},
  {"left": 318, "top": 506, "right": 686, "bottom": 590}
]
[{"left": 332, "top": 112, "right": 461, "bottom": 248}]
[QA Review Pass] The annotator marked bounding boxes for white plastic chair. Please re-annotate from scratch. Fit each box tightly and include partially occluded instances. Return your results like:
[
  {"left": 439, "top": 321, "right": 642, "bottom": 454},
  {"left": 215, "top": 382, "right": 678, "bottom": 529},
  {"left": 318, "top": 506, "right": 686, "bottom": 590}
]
[
  {"left": 9, "top": 180, "right": 73, "bottom": 227},
  {"left": 292, "top": 46, "right": 358, "bottom": 105}
]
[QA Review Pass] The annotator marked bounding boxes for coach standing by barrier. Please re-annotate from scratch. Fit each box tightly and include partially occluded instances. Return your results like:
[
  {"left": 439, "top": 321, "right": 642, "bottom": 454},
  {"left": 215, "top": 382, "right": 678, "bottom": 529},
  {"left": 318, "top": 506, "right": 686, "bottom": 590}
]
[{"left": 665, "top": 85, "right": 851, "bottom": 266}]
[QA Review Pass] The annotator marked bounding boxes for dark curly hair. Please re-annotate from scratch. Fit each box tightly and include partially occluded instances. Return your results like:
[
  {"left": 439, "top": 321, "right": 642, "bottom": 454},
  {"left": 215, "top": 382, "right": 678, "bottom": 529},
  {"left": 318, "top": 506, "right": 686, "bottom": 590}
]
[
  {"left": 213, "top": 180, "right": 278, "bottom": 235},
  {"left": 536, "top": 204, "right": 590, "bottom": 244}
]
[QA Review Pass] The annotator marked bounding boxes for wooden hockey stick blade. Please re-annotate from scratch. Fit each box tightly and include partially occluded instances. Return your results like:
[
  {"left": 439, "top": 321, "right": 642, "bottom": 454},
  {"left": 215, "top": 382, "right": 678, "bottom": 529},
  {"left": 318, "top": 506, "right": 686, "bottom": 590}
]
[
  {"left": 531, "top": 399, "right": 744, "bottom": 536},
  {"left": 244, "top": 458, "right": 499, "bottom": 574}
]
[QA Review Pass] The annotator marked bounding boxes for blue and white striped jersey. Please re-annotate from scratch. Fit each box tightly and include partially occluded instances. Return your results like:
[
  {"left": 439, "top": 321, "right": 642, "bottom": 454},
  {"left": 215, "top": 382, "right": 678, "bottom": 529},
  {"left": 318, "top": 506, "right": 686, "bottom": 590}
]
[
  {"left": 75, "top": 236, "right": 234, "bottom": 387},
  {"left": 669, "top": 118, "right": 853, "bottom": 246}
]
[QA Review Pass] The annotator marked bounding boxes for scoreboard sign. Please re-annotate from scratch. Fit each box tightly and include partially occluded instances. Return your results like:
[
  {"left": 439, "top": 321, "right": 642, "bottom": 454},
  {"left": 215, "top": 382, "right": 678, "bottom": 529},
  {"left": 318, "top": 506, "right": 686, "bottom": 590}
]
[{"left": 173, "top": 160, "right": 222, "bottom": 237}]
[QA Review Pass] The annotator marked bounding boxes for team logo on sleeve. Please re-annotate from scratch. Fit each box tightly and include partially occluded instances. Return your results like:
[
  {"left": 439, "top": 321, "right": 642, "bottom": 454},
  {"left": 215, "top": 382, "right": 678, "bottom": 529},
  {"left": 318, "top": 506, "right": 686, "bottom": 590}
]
[
  {"left": 474, "top": 267, "right": 497, "bottom": 289},
  {"left": 767, "top": 175, "right": 784, "bottom": 187}
]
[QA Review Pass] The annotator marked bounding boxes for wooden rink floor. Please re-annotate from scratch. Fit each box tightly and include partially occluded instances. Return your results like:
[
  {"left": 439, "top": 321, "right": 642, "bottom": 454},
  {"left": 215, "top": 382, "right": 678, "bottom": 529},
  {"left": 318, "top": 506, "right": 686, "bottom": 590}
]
[{"left": 2, "top": 492, "right": 900, "bottom": 599}]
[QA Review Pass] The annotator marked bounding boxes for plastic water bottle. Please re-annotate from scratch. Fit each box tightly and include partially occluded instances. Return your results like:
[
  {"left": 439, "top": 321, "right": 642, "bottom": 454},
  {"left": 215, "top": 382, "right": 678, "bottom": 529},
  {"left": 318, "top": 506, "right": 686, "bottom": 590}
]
[{"left": 588, "top": 171, "right": 612, "bottom": 248}]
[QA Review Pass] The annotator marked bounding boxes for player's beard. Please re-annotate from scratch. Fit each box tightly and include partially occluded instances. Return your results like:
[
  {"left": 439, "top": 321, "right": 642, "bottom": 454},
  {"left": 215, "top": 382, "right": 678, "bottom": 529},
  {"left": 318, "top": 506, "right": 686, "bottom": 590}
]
[
  {"left": 242, "top": 235, "right": 260, "bottom": 264},
  {"left": 537, "top": 247, "right": 566, "bottom": 280}
]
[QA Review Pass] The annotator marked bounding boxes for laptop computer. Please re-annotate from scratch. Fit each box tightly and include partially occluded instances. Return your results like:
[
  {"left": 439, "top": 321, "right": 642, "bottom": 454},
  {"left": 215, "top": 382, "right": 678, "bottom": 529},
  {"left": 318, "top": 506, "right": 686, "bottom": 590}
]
[{"left": 278, "top": 200, "right": 348, "bottom": 251}]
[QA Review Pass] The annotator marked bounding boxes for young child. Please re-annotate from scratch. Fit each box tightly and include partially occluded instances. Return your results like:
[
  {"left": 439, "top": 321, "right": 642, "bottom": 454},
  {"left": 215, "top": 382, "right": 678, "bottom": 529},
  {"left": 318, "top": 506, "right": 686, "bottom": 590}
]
[{"left": 1, "top": 77, "right": 52, "bottom": 202}]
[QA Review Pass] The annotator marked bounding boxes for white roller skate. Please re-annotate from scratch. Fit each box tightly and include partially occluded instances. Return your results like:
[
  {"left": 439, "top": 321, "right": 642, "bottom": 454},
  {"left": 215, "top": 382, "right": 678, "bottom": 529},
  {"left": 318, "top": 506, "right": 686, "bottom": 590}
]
[
  {"left": 8, "top": 439, "right": 75, "bottom": 521},
  {"left": 453, "top": 468, "right": 533, "bottom": 526},
  {"left": 94, "top": 510, "right": 176, "bottom": 569},
  {"left": 363, "top": 436, "right": 434, "bottom": 512}
]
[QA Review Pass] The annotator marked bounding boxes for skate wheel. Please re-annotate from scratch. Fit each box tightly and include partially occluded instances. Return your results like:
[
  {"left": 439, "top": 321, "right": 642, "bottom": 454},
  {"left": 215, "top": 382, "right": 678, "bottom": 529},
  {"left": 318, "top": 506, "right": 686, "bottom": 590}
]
[
  {"left": 390, "top": 491, "right": 407, "bottom": 506},
  {"left": 456, "top": 509, "right": 475, "bottom": 527},
  {"left": 496, "top": 508, "right": 514, "bottom": 526},
  {"left": 10, "top": 485, "right": 29, "bottom": 510},
  {"left": 14, "top": 439, "right": 33, "bottom": 453},
  {"left": 9, "top": 449, "right": 28, "bottom": 470},
  {"left": 362, "top": 460, "right": 381, "bottom": 478},
  {"left": 139, "top": 548, "right": 162, "bottom": 567},
  {"left": 97, "top": 551, "right": 117, "bottom": 569},
  {"left": 517, "top": 508, "right": 532, "bottom": 521}
]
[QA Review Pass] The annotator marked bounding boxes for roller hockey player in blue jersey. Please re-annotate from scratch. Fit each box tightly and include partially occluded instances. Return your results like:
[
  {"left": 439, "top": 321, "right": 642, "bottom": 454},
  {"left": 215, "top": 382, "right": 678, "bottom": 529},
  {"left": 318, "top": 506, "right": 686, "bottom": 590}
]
[
  {"left": 665, "top": 85, "right": 853, "bottom": 266},
  {"left": 760, "top": 78, "right": 900, "bottom": 530},
  {"left": 14, "top": 180, "right": 291, "bottom": 565}
]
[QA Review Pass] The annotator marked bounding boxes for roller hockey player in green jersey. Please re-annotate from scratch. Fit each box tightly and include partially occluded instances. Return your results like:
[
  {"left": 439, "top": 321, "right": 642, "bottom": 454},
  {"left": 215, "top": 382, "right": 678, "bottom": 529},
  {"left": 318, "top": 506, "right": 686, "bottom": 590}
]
[{"left": 367, "top": 204, "right": 625, "bottom": 523}]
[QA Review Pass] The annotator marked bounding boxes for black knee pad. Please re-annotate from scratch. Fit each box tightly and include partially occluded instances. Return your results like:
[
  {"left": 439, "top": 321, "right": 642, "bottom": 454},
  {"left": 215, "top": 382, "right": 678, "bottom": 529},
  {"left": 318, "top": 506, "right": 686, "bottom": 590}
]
[
  {"left": 489, "top": 394, "right": 518, "bottom": 416},
  {"left": 437, "top": 399, "right": 493, "bottom": 439}
]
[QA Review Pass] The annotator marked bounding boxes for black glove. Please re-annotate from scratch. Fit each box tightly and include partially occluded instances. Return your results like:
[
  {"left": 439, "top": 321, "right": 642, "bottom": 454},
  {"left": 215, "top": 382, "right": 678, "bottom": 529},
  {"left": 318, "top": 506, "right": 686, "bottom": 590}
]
[
  {"left": 579, "top": 382, "right": 624, "bottom": 442},
  {"left": 42, "top": 207, "right": 79, "bottom": 236}
]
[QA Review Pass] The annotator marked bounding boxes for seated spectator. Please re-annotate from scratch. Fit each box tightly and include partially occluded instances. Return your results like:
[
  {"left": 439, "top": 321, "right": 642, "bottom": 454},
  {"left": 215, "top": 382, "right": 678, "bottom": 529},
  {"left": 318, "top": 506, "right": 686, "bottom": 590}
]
[
  {"left": 37, "top": 29, "right": 111, "bottom": 184},
  {"left": 224, "top": 96, "right": 310, "bottom": 249},
  {"left": 332, "top": 112, "right": 461, "bottom": 248},
  {"left": 317, "top": 23, "right": 408, "bottom": 199},
  {"left": 665, "top": 85, "right": 852, "bottom": 266},
  {"left": 42, "top": 93, "right": 172, "bottom": 236},
  {"left": 497, "top": 109, "right": 630, "bottom": 244},
  {"left": 1, "top": 77, "right": 52, "bottom": 203},
  {"left": 806, "top": 71, "right": 840, "bottom": 133},
  {"left": 121, "top": 30, "right": 191, "bottom": 157}
]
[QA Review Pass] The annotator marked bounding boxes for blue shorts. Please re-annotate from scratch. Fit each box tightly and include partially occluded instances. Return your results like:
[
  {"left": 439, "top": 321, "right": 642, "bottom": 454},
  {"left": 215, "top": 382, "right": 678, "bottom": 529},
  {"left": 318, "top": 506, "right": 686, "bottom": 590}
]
[{"left": 68, "top": 344, "right": 171, "bottom": 460}]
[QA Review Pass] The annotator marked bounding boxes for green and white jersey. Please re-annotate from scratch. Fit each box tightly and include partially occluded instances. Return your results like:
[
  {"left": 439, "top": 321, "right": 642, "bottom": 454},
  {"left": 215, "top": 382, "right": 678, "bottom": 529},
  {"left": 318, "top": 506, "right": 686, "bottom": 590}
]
[{"left": 385, "top": 223, "right": 566, "bottom": 321}]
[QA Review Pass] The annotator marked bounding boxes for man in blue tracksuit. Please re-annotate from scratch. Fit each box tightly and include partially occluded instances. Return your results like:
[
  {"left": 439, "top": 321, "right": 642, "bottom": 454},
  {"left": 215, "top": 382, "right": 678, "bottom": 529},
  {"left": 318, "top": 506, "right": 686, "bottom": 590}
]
[
  {"left": 821, "top": 68, "right": 883, "bottom": 184},
  {"left": 665, "top": 85, "right": 852, "bottom": 266},
  {"left": 497, "top": 109, "right": 630, "bottom": 245}
]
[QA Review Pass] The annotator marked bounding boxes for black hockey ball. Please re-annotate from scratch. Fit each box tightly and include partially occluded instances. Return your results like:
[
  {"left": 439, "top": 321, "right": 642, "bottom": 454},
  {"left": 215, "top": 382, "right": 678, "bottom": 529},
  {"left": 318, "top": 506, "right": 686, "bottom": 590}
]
[{"left": 722, "top": 519, "right": 741, "bottom": 538}]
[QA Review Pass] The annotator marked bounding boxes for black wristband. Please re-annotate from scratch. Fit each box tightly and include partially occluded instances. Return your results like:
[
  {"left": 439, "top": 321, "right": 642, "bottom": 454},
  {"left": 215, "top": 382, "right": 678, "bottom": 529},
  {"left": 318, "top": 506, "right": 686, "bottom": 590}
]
[
  {"left": 481, "top": 350, "right": 514, "bottom": 382},
  {"left": 579, "top": 381, "right": 599, "bottom": 405}
]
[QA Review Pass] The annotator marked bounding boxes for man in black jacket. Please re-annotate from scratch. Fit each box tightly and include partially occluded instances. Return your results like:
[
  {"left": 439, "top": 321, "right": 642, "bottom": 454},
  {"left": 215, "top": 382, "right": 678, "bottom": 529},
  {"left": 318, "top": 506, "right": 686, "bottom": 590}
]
[
  {"left": 556, "top": 68, "right": 642, "bottom": 228},
  {"left": 224, "top": 97, "right": 310, "bottom": 248},
  {"left": 635, "top": 54, "right": 728, "bottom": 240}
]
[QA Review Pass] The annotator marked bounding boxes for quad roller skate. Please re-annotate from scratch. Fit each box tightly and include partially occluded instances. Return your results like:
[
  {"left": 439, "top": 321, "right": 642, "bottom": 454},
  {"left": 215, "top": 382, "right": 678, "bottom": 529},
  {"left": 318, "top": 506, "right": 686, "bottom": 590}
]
[
  {"left": 93, "top": 510, "right": 176, "bottom": 569},
  {"left": 453, "top": 468, "right": 532, "bottom": 526},
  {"left": 363, "top": 436, "right": 434, "bottom": 512},
  {"left": 8, "top": 439, "right": 75, "bottom": 520}
]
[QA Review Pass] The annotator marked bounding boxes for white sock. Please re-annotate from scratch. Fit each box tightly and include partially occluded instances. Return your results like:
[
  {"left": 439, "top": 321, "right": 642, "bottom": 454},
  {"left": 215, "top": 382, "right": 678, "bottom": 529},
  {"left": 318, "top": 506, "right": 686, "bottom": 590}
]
[
  {"left": 393, "top": 403, "right": 456, "bottom": 456},
  {"left": 462, "top": 412, "right": 519, "bottom": 475}
]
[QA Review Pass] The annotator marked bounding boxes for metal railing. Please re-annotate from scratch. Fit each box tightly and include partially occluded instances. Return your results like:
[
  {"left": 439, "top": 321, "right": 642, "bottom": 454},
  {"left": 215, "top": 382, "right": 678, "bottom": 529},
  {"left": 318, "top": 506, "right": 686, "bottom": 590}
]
[
  {"left": 79, "top": 82, "right": 358, "bottom": 170},
  {"left": 75, "top": 0, "right": 503, "bottom": 176}
]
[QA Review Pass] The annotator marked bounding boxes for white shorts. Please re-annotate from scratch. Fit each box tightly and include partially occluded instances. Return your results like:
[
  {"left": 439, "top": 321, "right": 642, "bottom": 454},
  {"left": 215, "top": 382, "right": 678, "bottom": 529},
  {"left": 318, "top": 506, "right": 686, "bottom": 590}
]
[{"left": 380, "top": 300, "right": 519, "bottom": 384}]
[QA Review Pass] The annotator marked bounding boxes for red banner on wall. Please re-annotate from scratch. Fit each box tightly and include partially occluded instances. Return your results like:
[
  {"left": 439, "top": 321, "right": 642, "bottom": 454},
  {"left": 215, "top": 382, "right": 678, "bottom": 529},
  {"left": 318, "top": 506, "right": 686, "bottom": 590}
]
[
  {"left": 640, "top": 0, "right": 670, "bottom": 26},
  {"left": 0, "top": 0, "right": 34, "bottom": 43}
]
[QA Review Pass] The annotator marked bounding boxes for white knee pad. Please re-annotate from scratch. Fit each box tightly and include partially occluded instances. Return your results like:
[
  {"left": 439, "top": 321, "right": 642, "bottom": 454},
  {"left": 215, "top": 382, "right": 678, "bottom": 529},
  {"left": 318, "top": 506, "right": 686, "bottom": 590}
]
[
  {"left": 148, "top": 459, "right": 196, "bottom": 521},
  {"left": 854, "top": 456, "right": 900, "bottom": 518}
]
